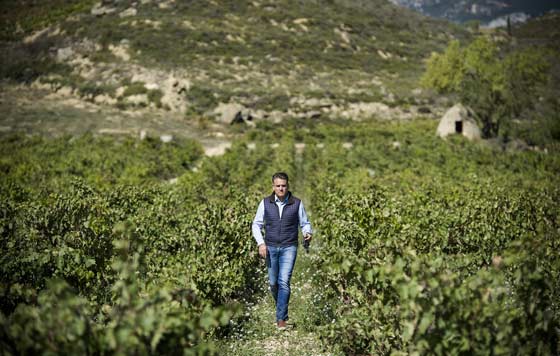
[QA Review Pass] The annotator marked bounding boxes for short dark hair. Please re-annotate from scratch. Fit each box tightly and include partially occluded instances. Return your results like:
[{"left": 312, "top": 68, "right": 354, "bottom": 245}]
[{"left": 272, "top": 172, "right": 289, "bottom": 183}]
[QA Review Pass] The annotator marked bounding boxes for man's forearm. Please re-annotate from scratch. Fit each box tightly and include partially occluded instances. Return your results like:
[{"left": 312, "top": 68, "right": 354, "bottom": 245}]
[{"left": 252, "top": 223, "right": 265, "bottom": 245}]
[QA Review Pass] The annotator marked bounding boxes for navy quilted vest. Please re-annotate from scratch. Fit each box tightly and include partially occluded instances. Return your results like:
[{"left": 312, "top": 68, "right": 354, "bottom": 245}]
[{"left": 263, "top": 192, "right": 301, "bottom": 247}]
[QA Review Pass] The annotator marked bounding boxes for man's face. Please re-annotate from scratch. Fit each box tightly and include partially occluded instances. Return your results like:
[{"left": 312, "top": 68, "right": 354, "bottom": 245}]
[{"left": 272, "top": 178, "right": 288, "bottom": 200}]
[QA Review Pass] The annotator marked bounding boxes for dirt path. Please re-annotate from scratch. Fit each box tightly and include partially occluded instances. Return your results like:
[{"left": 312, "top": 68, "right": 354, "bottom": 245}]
[
  {"left": 217, "top": 251, "right": 334, "bottom": 356},
  {"left": 216, "top": 144, "right": 338, "bottom": 355}
]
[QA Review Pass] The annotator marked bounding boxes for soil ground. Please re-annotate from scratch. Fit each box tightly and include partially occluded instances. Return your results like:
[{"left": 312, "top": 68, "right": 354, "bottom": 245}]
[{"left": 0, "top": 83, "right": 233, "bottom": 155}]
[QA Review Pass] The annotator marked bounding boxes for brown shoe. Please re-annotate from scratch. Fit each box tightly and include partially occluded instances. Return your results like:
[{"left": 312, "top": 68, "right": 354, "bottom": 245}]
[{"left": 277, "top": 320, "right": 287, "bottom": 330}]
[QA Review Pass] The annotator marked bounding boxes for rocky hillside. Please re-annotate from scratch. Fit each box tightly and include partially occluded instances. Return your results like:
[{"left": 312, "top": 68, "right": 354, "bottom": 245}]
[
  {"left": 390, "top": 0, "right": 559, "bottom": 25},
  {"left": 0, "top": 0, "right": 472, "bottom": 135}
]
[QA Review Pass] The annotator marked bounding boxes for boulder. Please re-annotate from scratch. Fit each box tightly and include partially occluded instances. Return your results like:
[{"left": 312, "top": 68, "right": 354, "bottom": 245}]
[
  {"left": 213, "top": 103, "right": 246, "bottom": 124},
  {"left": 159, "top": 1, "right": 174, "bottom": 9},
  {"left": 160, "top": 135, "right": 173, "bottom": 143},
  {"left": 129, "top": 71, "right": 191, "bottom": 112},
  {"left": 377, "top": 49, "right": 391, "bottom": 59},
  {"left": 108, "top": 44, "right": 131, "bottom": 61},
  {"left": 115, "top": 86, "right": 127, "bottom": 97},
  {"left": 204, "top": 142, "right": 232, "bottom": 157},
  {"left": 56, "top": 86, "right": 74, "bottom": 96},
  {"left": 144, "top": 83, "right": 160, "bottom": 90},
  {"left": 91, "top": 4, "right": 116, "bottom": 16},
  {"left": 119, "top": 8, "right": 137, "bottom": 18},
  {"left": 56, "top": 47, "right": 74, "bottom": 62},
  {"left": 125, "top": 94, "right": 149, "bottom": 106},
  {"left": 161, "top": 75, "right": 191, "bottom": 112},
  {"left": 337, "top": 102, "right": 391, "bottom": 120},
  {"left": 94, "top": 94, "right": 117, "bottom": 105}
]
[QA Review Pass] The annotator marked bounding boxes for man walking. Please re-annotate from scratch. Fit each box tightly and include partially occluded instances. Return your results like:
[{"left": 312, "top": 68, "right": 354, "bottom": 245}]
[{"left": 252, "top": 172, "right": 312, "bottom": 329}]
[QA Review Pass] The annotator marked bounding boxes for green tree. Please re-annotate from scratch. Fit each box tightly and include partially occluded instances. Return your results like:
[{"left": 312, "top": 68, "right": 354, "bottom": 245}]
[
  {"left": 421, "top": 40, "right": 464, "bottom": 93},
  {"left": 421, "top": 36, "right": 549, "bottom": 138}
]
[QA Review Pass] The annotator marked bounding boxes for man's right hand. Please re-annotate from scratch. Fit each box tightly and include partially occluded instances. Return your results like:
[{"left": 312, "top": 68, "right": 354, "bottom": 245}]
[{"left": 258, "top": 244, "right": 267, "bottom": 258}]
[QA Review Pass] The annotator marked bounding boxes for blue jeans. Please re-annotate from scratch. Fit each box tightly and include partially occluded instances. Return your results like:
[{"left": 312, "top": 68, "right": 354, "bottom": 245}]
[{"left": 266, "top": 245, "right": 298, "bottom": 322}]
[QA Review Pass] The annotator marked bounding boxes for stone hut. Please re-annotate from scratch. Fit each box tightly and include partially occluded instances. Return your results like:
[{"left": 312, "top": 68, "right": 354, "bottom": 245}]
[{"left": 436, "top": 104, "right": 481, "bottom": 140}]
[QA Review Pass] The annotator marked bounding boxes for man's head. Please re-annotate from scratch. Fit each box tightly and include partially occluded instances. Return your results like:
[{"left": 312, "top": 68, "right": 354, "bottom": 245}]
[{"left": 272, "top": 172, "right": 289, "bottom": 200}]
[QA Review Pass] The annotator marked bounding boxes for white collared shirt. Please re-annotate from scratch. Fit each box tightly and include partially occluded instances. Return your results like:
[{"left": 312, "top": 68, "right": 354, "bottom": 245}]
[{"left": 251, "top": 194, "right": 312, "bottom": 246}]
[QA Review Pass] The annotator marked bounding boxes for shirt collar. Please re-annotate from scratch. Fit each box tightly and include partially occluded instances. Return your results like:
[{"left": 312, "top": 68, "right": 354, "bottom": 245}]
[{"left": 275, "top": 193, "right": 290, "bottom": 203}]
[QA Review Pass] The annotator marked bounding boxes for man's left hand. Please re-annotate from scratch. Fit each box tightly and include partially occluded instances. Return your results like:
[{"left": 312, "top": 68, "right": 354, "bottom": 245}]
[{"left": 304, "top": 233, "right": 312, "bottom": 242}]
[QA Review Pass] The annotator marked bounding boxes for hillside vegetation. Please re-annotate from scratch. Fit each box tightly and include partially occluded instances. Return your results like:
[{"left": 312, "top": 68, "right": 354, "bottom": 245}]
[{"left": 0, "top": 0, "right": 467, "bottom": 127}]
